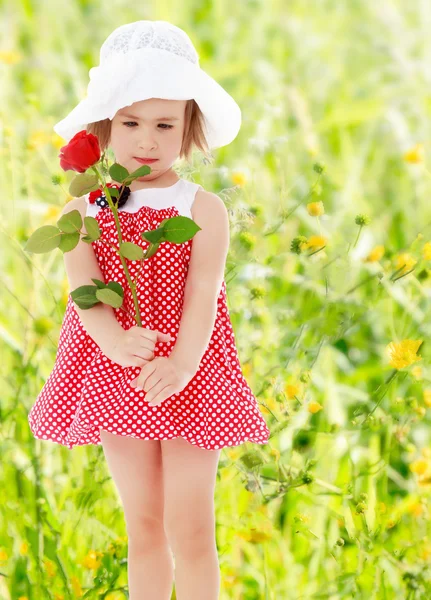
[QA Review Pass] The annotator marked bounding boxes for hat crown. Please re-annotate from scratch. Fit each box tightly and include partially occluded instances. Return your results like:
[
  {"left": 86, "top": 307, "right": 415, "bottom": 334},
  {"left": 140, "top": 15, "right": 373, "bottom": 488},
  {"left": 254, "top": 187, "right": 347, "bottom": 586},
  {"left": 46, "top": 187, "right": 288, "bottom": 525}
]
[{"left": 100, "top": 20, "right": 199, "bottom": 66}]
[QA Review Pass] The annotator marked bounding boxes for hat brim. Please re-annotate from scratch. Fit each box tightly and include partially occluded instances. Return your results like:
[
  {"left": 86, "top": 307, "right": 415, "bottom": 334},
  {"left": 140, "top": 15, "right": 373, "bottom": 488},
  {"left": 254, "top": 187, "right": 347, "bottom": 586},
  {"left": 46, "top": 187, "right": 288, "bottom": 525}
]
[{"left": 53, "top": 48, "right": 241, "bottom": 150}]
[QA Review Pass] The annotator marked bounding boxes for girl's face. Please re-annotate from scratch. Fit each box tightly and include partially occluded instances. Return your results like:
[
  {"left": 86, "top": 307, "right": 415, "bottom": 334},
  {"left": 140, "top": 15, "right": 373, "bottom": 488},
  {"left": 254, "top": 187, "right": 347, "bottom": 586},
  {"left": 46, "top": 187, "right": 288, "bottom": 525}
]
[{"left": 109, "top": 98, "right": 187, "bottom": 189}]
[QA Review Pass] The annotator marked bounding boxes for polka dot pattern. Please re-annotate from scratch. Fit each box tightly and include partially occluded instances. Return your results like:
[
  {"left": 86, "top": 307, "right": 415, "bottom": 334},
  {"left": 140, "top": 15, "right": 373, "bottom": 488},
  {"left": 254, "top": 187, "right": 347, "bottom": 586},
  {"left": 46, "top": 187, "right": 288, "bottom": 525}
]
[{"left": 28, "top": 181, "right": 271, "bottom": 450}]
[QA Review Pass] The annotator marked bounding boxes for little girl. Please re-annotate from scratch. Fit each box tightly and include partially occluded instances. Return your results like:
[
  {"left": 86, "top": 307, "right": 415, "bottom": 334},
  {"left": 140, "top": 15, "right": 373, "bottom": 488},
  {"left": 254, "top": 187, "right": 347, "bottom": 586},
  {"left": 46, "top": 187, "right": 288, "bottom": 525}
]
[{"left": 28, "top": 20, "right": 270, "bottom": 600}]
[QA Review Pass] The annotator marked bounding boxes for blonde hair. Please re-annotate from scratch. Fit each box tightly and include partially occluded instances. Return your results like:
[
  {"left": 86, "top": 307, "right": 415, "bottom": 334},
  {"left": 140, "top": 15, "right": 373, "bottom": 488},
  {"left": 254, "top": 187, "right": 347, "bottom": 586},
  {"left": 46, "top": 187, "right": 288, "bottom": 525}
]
[{"left": 86, "top": 99, "right": 212, "bottom": 165}]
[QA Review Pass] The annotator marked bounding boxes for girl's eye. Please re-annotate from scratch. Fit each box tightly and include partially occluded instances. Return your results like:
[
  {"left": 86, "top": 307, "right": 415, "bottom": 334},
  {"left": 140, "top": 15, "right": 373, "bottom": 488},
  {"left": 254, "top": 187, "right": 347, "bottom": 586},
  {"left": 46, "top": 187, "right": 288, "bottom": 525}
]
[{"left": 123, "top": 122, "right": 174, "bottom": 130}]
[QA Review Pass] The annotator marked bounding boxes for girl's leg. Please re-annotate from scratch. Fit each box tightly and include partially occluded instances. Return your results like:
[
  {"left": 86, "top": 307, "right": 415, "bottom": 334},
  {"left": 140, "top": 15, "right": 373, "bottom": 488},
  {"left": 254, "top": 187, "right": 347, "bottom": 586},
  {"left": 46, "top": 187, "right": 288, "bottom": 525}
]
[
  {"left": 99, "top": 430, "right": 174, "bottom": 600},
  {"left": 161, "top": 436, "right": 222, "bottom": 600}
]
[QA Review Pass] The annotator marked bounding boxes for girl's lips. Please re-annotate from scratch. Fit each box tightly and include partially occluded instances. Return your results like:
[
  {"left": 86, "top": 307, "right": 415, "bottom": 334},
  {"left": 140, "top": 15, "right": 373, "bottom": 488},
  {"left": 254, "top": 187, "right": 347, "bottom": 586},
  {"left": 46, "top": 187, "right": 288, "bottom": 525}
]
[{"left": 134, "top": 157, "right": 158, "bottom": 164}]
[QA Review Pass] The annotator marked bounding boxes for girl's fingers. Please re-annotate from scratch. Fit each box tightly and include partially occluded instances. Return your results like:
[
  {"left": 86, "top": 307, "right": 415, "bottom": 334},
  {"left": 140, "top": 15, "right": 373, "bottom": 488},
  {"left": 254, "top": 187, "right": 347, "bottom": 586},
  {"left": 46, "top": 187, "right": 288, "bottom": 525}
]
[
  {"left": 138, "top": 372, "right": 162, "bottom": 392},
  {"left": 144, "top": 379, "right": 168, "bottom": 400},
  {"left": 147, "top": 384, "right": 176, "bottom": 406}
]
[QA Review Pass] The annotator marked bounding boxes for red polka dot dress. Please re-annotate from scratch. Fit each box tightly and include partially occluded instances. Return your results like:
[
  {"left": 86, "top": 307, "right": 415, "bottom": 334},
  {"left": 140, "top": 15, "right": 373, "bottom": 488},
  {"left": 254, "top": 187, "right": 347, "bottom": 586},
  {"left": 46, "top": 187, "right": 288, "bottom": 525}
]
[{"left": 28, "top": 179, "right": 271, "bottom": 450}]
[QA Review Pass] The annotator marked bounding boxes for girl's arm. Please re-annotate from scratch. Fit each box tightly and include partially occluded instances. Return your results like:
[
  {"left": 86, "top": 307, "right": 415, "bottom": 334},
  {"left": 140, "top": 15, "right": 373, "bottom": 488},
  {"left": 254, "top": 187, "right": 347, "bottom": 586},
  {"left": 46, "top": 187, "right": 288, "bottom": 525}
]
[
  {"left": 61, "top": 196, "right": 125, "bottom": 354},
  {"left": 169, "top": 191, "right": 230, "bottom": 374}
]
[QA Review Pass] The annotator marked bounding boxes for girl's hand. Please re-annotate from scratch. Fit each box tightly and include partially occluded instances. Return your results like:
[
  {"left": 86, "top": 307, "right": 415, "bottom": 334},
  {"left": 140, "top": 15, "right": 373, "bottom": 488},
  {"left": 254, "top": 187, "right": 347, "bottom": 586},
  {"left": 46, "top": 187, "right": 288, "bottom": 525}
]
[
  {"left": 130, "top": 356, "right": 196, "bottom": 406},
  {"left": 105, "top": 326, "right": 172, "bottom": 368}
]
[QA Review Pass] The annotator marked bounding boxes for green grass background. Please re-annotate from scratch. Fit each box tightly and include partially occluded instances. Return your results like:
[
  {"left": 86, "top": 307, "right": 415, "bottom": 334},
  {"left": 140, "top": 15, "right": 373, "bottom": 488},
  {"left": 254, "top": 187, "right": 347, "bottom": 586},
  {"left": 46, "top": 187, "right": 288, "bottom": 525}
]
[{"left": 2, "top": 0, "right": 431, "bottom": 598}]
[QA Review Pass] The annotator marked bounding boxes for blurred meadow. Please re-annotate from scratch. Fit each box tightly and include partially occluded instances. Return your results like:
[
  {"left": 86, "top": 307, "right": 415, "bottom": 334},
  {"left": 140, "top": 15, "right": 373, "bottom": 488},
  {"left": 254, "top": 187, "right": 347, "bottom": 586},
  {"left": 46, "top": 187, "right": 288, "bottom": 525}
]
[{"left": 2, "top": 0, "right": 431, "bottom": 598}]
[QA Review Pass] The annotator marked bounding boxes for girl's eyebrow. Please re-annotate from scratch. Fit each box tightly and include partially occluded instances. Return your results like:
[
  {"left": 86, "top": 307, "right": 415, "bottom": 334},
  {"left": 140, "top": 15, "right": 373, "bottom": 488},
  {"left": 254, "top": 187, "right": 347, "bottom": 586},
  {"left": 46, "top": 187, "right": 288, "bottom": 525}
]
[{"left": 119, "top": 113, "right": 180, "bottom": 121}]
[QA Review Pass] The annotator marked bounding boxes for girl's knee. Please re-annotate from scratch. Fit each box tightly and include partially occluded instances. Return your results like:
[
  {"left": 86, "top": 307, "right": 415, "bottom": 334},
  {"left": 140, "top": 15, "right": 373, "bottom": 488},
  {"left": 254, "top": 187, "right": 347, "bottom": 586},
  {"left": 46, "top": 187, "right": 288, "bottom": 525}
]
[
  {"left": 165, "top": 517, "right": 216, "bottom": 558},
  {"left": 126, "top": 514, "right": 167, "bottom": 552}
]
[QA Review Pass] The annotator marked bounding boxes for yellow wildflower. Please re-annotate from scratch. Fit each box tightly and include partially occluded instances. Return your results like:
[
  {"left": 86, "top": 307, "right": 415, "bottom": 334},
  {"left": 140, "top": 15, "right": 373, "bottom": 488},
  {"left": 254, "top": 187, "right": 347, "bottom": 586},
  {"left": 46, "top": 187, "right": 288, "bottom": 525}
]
[
  {"left": 305, "top": 235, "right": 327, "bottom": 250},
  {"left": 403, "top": 143, "right": 425, "bottom": 163},
  {"left": 226, "top": 448, "right": 241, "bottom": 461},
  {"left": 419, "top": 544, "right": 431, "bottom": 561},
  {"left": 418, "top": 474, "right": 431, "bottom": 487},
  {"left": 408, "top": 501, "right": 425, "bottom": 517},
  {"left": 285, "top": 383, "right": 301, "bottom": 399},
  {"left": 82, "top": 550, "right": 103, "bottom": 570},
  {"left": 423, "top": 241, "right": 431, "bottom": 260},
  {"left": 410, "top": 458, "right": 429, "bottom": 475},
  {"left": 242, "top": 362, "right": 252, "bottom": 379},
  {"left": 260, "top": 396, "right": 278, "bottom": 415},
  {"left": 52, "top": 134, "right": 67, "bottom": 150},
  {"left": 43, "top": 205, "right": 62, "bottom": 223},
  {"left": 19, "top": 541, "right": 28, "bottom": 555},
  {"left": 0, "top": 50, "right": 22, "bottom": 64},
  {"left": 0, "top": 549, "right": 8, "bottom": 561},
  {"left": 61, "top": 278, "right": 71, "bottom": 305},
  {"left": 394, "top": 252, "right": 417, "bottom": 275},
  {"left": 411, "top": 366, "right": 423, "bottom": 380},
  {"left": 269, "top": 447, "right": 280, "bottom": 461},
  {"left": 238, "top": 526, "right": 273, "bottom": 543},
  {"left": 306, "top": 201, "right": 324, "bottom": 217},
  {"left": 308, "top": 401, "right": 323, "bottom": 414},
  {"left": 385, "top": 339, "right": 422, "bottom": 369},
  {"left": 365, "top": 245, "right": 385, "bottom": 262},
  {"left": 231, "top": 172, "right": 247, "bottom": 187},
  {"left": 43, "top": 558, "right": 56, "bottom": 578},
  {"left": 27, "top": 130, "right": 53, "bottom": 150},
  {"left": 416, "top": 406, "right": 426, "bottom": 418},
  {"left": 423, "top": 389, "right": 431, "bottom": 407},
  {"left": 71, "top": 575, "right": 82, "bottom": 597},
  {"left": 220, "top": 468, "right": 236, "bottom": 483}
]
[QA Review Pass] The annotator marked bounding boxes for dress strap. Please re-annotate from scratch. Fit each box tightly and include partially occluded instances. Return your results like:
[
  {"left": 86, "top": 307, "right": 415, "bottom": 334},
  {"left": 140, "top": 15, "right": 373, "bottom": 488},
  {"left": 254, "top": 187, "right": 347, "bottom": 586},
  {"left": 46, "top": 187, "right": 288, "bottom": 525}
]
[{"left": 181, "top": 180, "right": 203, "bottom": 213}]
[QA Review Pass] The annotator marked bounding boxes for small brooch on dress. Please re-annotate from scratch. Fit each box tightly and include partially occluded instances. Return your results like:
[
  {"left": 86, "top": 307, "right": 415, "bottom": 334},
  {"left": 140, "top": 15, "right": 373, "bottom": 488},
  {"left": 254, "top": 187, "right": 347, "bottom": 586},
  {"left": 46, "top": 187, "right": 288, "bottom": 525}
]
[{"left": 88, "top": 182, "right": 131, "bottom": 209}]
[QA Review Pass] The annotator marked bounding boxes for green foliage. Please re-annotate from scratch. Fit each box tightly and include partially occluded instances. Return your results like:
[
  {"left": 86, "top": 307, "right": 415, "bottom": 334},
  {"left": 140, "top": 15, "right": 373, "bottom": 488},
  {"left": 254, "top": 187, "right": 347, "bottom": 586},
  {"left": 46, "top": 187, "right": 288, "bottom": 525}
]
[{"left": 4, "top": 1, "right": 431, "bottom": 599}]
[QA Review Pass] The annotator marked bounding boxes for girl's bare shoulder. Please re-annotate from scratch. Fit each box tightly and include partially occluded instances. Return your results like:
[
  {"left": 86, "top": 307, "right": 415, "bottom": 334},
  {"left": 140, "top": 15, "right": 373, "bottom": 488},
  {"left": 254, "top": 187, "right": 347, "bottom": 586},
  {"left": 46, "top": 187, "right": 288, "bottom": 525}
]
[
  {"left": 191, "top": 187, "right": 226, "bottom": 221},
  {"left": 60, "top": 195, "right": 87, "bottom": 220}
]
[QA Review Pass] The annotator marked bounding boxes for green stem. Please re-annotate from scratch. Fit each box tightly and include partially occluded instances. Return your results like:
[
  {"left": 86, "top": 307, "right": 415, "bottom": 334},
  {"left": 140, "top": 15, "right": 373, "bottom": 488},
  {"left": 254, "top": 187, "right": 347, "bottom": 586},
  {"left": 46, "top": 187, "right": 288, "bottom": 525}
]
[
  {"left": 362, "top": 369, "right": 398, "bottom": 423},
  {"left": 91, "top": 165, "right": 143, "bottom": 327},
  {"left": 353, "top": 224, "right": 362, "bottom": 248}
]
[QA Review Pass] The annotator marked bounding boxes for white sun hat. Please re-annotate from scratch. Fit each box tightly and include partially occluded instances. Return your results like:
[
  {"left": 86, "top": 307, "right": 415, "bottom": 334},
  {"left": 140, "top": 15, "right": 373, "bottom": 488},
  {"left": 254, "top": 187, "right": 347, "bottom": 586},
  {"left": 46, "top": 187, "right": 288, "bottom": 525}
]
[{"left": 53, "top": 20, "right": 242, "bottom": 150}]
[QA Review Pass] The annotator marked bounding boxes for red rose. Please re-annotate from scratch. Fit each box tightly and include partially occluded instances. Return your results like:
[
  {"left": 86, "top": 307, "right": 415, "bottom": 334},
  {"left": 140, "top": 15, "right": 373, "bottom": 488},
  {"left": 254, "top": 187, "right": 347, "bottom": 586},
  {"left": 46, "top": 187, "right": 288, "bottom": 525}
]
[{"left": 58, "top": 130, "right": 101, "bottom": 173}]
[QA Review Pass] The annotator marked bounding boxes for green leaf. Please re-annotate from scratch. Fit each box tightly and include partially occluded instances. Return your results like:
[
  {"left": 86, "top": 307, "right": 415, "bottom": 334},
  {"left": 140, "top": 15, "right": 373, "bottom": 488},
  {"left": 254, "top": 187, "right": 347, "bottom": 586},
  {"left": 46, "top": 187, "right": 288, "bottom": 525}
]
[
  {"left": 123, "top": 164, "right": 151, "bottom": 183},
  {"left": 106, "top": 281, "right": 124, "bottom": 298},
  {"left": 69, "top": 173, "right": 99, "bottom": 197},
  {"left": 145, "top": 242, "right": 160, "bottom": 258},
  {"left": 58, "top": 231, "right": 80, "bottom": 252},
  {"left": 109, "top": 163, "right": 130, "bottom": 183},
  {"left": 91, "top": 278, "right": 106, "bottom": 289},
  {"left": 70, "top": 285, "right": 100, "bottom": 309},
  {"left": 240, "top": 451, "right": 264, "bottom": 469},
  {"left": 23, "top": 225, "right": 62, "bottom": 254},
  {"left": 142, "top": 226, "right": 165, "bottom": 244},
  {"left": 96, "top": 287, "right": 124, "bottom": 309},
  {"left": 83, "top": 216, "right": 101, "bottom": 240},
  {"left": 57, "top": 209, "right": 82, "bottom": 233},
  {"left": 107, "top": 187, "right": 119, "bottom": 198},
  {"left": 119, "top": 241, "right": 144, "bottom": 260},
  {"left": 88, "top": 278, "right": 124, "bottom": 304},
  {"left": 162, "top": 215, "right": 202, "bottom": 243}
]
